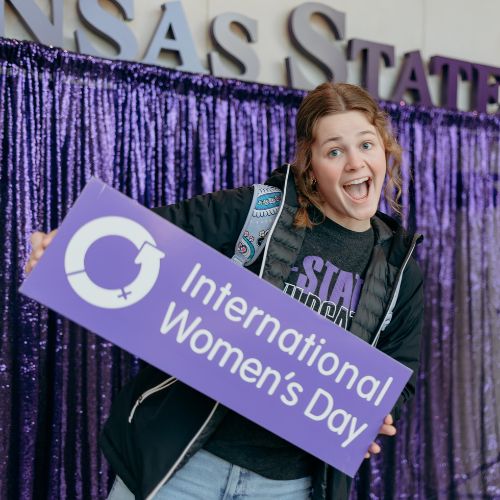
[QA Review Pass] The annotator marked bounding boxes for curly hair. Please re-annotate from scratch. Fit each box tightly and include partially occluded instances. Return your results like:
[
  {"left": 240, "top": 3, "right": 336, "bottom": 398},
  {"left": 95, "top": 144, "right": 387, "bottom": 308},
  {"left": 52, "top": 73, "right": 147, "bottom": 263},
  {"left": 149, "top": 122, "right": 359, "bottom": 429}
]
[{"left": 292, "top": 82, "right": 402, "bottom": 228}]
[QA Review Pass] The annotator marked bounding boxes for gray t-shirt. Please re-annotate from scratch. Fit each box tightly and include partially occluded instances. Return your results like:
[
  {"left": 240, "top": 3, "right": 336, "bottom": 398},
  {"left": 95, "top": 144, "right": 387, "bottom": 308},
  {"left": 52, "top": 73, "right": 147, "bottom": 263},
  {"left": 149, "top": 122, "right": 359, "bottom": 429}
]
[
  {"left": 204, "top": 212, "right": 374, "bottom": 479},
  {"left": 284, "top": 213, "right": 374, "bottom": 330}
]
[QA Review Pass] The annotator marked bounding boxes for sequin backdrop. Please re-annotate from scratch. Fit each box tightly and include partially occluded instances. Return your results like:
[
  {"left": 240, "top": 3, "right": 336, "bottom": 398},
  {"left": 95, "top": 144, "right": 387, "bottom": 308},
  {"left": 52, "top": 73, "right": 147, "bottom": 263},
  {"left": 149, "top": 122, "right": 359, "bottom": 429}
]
[{"left": 0, "top": 39, "right": 498, "bottom": 500}]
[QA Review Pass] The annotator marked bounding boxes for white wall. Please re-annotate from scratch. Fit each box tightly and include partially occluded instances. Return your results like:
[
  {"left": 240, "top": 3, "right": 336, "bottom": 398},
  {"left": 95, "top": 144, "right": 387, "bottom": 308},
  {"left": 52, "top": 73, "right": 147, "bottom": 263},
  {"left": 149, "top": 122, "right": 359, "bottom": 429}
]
[{"left": 4, "top": 0, "right": 500, "bottom": 111}]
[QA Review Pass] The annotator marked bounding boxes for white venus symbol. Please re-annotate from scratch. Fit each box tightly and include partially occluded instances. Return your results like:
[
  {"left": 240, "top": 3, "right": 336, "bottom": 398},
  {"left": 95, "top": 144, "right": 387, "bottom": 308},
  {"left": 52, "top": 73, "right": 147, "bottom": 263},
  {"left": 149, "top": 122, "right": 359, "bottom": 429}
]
[{"left": 64, "top": 216, "right": 165, "bottom": 309}]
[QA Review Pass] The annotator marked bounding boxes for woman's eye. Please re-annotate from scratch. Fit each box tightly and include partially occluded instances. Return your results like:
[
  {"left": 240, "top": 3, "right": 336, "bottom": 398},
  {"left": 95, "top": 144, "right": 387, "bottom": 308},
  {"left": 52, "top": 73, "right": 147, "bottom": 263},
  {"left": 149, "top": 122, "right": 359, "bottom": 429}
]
[
  {"left": 328, "top": 149, "right": 341, "bottom": 158},
  {"left": 362, "top": 142, "right": 373, "bottom": 150}
]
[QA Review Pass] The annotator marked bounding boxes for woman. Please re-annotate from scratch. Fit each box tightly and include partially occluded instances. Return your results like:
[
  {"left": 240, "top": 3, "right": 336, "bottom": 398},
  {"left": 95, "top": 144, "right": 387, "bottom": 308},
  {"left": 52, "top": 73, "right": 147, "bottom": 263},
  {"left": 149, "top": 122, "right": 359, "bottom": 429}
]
[{"left": 26, "top": 82, "right": 424, "bottom": 500}]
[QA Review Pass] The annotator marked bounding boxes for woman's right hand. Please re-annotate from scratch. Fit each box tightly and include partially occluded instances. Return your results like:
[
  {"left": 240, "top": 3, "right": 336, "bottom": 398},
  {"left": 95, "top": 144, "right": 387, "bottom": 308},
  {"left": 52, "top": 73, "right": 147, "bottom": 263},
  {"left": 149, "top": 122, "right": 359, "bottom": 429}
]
[{"left": 25, "top": 229, "right": 58, "bottom": 274}]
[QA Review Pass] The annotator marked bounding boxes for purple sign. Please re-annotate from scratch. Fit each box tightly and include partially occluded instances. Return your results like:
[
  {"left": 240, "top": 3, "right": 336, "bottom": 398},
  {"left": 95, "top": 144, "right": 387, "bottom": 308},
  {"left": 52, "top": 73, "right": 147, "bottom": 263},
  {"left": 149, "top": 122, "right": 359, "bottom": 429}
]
[{"left": 20, "top": 178, "right": 412, "bottom": 477}]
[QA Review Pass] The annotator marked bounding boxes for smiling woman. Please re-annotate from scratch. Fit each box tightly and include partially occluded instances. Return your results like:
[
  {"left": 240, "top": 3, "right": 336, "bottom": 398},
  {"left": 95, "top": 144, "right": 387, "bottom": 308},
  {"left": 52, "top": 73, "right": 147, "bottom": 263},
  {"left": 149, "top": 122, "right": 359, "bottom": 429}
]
[
  {"left": 292, "top": 82, "right": 403, "bottom": 231},
  {"left": 309, "top": 111, "right": 387, "bottom": 231}
]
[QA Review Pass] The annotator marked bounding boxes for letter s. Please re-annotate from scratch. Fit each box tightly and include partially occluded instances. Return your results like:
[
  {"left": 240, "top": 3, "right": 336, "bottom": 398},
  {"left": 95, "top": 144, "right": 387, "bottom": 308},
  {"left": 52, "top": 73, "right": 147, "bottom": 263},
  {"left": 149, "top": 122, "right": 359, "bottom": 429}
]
[
  {"left": 280, "top": 381, "right": 304, "bottom": 407},
  {"left": 75, "top": 0, "right": 138, "bottom": 59},
  {"left": 208, "top": 13, "right": 259, "bottom": 81},
  {"left": 285, "top": 2, "right": 347, "bottom": 89},
  {"left": 296, "top": 256, "right": 323, "bottom": 294}
]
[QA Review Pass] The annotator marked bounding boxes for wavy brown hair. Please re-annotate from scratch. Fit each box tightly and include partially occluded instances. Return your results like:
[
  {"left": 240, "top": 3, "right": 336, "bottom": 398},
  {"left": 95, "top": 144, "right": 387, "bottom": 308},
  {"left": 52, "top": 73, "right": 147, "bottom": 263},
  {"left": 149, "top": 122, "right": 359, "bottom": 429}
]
[{"left": 292, "top": 82, "right": 402, "bottom": 228}]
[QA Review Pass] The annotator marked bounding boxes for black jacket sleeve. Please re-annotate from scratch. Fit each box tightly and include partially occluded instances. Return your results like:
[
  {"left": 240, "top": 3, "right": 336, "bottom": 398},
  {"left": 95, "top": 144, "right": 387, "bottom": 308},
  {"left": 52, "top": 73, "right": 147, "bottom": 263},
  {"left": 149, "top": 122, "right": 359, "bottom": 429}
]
[
  {"left": 377, "top": 257, "right": 424, "bottom": 420},
  {"left": 150, "top": 186, "right": 253, "bottom": 258}
]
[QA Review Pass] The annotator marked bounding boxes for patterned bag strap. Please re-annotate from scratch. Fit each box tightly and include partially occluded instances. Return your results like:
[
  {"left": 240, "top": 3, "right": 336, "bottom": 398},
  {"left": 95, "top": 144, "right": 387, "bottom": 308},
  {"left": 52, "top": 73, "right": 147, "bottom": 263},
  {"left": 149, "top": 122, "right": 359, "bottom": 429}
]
[{"left": 231, "top": 184, "right": 283, "bottom": 267}]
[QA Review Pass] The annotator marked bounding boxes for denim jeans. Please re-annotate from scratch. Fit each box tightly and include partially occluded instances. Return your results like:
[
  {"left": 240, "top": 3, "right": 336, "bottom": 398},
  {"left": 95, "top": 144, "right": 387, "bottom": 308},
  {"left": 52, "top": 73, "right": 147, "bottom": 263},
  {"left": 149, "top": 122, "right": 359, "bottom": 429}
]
[{"left": 107, "top": 449, "right": 312, "bottom": 499}]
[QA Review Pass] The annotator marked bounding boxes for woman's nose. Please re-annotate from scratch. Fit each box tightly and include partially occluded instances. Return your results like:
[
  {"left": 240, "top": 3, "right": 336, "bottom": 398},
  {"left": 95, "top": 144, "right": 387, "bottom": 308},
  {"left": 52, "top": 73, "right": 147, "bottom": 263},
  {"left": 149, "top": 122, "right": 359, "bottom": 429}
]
[{"left": 345, "top": 149, "right": 366, "bottom": 170}]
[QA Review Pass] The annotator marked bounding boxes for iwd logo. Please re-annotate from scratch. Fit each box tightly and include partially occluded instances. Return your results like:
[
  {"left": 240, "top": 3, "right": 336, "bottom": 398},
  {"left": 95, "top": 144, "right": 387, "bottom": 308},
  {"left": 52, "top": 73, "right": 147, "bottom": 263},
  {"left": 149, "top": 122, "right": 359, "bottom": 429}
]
[{"left": 64, "top": 217, "right": 165, "bottom": 309}]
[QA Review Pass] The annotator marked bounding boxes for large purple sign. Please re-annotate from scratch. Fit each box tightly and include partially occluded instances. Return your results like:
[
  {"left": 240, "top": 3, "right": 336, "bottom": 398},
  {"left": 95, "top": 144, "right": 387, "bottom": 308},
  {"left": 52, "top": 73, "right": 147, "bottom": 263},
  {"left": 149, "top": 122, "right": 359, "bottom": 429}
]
[{"left": 20, "top": 178, "right": 412, "bottom": 477}]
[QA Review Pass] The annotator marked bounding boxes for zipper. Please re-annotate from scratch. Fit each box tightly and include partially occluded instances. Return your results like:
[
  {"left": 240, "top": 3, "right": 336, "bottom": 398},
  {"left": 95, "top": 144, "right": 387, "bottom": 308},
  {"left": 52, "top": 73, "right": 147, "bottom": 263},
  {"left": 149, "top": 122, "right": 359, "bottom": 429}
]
[
  {"left": 144, "top": 401, "right": 220, "bottom": 500},
  {"left": 128, "top": 376, "right": 177, "bottom": 424},
  {"left": 258, "top": 164, "right": 291, "bottom": 278},
  {"left": 371, "top": 233, "right": 422, "bottom": 348}
]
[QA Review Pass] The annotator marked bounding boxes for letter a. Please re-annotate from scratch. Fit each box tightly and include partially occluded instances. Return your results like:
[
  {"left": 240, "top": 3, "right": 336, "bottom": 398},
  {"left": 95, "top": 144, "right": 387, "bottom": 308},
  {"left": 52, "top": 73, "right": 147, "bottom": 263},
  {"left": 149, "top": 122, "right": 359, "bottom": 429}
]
[{"left": 143, "top": 1, "right": 206, "bottom": 73}]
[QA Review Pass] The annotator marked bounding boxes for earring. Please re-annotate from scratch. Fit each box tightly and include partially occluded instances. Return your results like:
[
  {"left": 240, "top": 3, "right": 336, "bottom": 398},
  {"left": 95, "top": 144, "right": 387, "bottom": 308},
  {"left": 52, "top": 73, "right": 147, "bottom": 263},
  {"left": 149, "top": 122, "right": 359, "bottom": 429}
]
[{"left": 311, "top": 177, "right": 317, "bottom": 188}]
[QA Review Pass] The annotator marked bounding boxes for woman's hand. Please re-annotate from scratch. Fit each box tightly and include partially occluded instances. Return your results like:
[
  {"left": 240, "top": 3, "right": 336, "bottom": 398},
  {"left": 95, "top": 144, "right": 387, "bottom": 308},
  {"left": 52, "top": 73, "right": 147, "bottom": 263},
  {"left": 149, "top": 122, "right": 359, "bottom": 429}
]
[
  {"left": 25, "top": 229, "right": 58, "bottom": 274},
  {"left": 364, "top": 414, "right": 396, "bottom": 459}
]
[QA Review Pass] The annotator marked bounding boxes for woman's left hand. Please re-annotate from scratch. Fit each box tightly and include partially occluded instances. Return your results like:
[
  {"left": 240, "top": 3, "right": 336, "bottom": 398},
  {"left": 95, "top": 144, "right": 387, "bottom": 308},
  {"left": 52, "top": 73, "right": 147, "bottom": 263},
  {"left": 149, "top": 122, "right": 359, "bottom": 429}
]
[{"left": 364, "top": 414, "right": 396, "bottom": 459}]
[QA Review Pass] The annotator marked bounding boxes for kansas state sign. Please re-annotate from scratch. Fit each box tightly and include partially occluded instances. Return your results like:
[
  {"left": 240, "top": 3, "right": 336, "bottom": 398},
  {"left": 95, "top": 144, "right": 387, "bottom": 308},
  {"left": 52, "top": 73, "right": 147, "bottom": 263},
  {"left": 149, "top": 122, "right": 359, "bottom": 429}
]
[
  {"left": 20, "top": 178, "right": 412, "bottom": 477},
  {"left": 3, "top": 1, "right": 499, "bottom": 111}
]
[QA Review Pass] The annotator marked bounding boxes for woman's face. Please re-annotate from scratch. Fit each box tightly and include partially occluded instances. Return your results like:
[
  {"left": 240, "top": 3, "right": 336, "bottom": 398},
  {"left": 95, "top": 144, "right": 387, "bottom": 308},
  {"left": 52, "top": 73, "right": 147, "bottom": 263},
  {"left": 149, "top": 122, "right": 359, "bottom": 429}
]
[{"left": 310, "top": 110, "right": 387, "bottom": 232}]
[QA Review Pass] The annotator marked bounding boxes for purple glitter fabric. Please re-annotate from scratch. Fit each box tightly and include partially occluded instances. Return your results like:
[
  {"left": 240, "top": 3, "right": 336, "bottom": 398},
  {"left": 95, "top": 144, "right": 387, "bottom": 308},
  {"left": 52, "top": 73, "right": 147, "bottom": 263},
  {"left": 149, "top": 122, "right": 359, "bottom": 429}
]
[{"left": 0, "top": 39, "right": 499, "bottom": 499}]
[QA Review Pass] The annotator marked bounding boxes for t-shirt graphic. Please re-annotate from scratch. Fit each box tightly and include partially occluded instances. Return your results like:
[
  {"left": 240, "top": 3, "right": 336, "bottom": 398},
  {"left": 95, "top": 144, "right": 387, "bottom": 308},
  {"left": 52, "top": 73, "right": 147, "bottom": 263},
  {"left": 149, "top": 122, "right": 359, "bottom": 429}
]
[
  {"left": 282, "top": 214, "right": 374, "bottom": 330},
  {"left": 284, "top": 258, "right": 364, "bottom": 329}
]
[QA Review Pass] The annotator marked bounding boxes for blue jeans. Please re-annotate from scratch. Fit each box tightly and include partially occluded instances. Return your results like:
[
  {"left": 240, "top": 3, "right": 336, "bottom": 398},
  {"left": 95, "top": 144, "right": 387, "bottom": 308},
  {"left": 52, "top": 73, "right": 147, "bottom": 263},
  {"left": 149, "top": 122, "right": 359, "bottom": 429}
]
[{"left": 107, "top": 449, "right": 312, "bottom": 499}]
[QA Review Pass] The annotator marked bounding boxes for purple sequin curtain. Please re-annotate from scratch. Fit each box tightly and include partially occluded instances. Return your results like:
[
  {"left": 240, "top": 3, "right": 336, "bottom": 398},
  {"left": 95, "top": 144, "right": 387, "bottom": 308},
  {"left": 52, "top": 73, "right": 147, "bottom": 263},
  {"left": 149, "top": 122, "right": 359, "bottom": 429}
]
[{"left": 0, "top": 39, "right": 498, "bottom": 500}]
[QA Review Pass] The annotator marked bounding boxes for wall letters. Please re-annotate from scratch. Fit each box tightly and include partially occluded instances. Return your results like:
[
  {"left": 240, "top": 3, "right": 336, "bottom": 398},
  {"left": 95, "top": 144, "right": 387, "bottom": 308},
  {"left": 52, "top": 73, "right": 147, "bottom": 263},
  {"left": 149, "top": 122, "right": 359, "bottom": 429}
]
[
  {"left": 75, "top": 0, "right": 137, "bottom": 59},
  {"left": 208, "top": 13, "right": 259, "bottom": 80},
  {"left": 3, "top": 0, "right": 499, "bottom": 112},
  {"left": 285, "top": 2, "right": 347, "bottom": 89}
]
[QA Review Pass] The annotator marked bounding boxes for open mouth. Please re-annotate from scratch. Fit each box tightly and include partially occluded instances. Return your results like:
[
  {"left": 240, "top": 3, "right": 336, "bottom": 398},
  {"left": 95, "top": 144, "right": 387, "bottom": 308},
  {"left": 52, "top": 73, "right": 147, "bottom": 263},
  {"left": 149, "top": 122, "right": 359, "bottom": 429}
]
[{"left": 343, "top": 177, "right": 371, "bottom": 200}]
